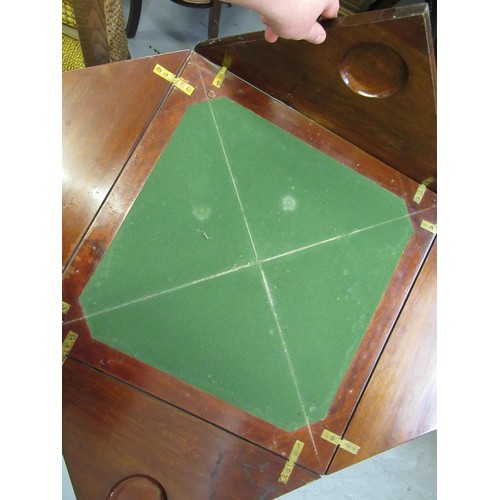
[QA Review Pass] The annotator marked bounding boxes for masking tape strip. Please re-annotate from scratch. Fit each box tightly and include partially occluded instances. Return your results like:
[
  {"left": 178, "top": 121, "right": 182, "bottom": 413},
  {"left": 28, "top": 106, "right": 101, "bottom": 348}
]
[
  {"left": 321, "top": 429, "right": 360, "bottom": 455},
  {"left": 279, "top": 440, "right": 304, "bottom": 484},
  {"left": 212, "top": 66, "right": 227, "bottom": 88},
  {"left": 420, "top": 220, "right": 437, "bottom": 234},
  {"left": 153, "top": 64, "right": 195, "bottom": 96},
  {"left": 62, "top": 331, "right": 78, "bottom": 364},
  {"left": 62, "top": 301, "right": 71, "bottom": 314}
]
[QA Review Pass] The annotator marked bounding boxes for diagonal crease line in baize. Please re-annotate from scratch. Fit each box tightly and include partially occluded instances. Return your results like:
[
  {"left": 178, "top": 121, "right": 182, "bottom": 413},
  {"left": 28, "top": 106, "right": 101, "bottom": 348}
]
[
  {"left": 71, "top": 206, "right": 434, "bottom": 325},
  {"left": 200, "top": 68, "right": 322, "bottom": 464}
]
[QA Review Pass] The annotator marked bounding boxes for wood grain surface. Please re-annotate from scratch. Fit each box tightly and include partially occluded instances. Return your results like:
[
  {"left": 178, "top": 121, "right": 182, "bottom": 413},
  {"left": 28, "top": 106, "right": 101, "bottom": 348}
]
[
  {"left": 63, "top": 358, "right": 319, "bottom": 499},
  {"left": 62, "top": 51, "right": 189, "bottom": 269},
  {"left": 62, "top": 51, "right": 436, "bottom": 475},
  {"left": 328, "top": 241, "right": 437, "bottom": 473},
  {"left": 63, "top": 6, "right": 437, "bottom": 494},
  {"left": 196, "top": 4, "right": 437, "bottom": 190}
]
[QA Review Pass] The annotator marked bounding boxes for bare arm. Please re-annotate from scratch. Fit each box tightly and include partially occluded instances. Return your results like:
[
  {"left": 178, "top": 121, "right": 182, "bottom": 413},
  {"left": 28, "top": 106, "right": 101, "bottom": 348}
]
[{"left": 229, "top": 0, "right": 340, "bottom": 44}]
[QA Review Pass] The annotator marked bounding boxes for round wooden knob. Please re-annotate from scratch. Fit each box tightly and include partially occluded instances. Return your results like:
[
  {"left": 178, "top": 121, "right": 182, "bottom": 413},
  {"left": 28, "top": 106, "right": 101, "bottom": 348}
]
[
  {"left": 107, "top": 474, "right": 168, "bottom": 500},
  {"left": 339, "top": 43, "right": 408, "bottom": 98}
]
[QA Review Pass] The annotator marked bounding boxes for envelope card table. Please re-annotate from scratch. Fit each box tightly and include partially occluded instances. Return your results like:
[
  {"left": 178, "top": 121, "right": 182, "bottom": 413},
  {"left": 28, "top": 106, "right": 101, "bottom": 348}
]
[{"left": 62, "top": 4, "right": 436, "bottom": 498}]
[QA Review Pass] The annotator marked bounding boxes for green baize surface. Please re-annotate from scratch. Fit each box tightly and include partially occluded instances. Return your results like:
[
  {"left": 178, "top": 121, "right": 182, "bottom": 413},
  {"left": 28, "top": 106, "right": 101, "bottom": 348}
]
[{"left": 80, "top": 98, "right": 414, "bottom": 431}]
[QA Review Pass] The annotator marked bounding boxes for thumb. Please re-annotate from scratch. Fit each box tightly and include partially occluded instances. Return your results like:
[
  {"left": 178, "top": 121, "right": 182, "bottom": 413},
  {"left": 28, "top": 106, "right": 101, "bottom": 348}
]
[
  {"left": 264, "top": 25, "right": 280, "bottom": 43},
  {"left": 303, "top": 22, "right": 327, "bottom": 44}
]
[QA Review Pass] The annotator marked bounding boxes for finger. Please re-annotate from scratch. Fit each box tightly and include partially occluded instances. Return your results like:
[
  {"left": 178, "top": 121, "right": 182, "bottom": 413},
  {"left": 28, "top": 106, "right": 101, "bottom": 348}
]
[
  {"left": 264, "top": 26, "right": 280, "bottom": 43},
  {"left": 303, "top": 22, "right": 327, "bottom": 44},
  {"left": 260, "top": 14, "right": 268, "bottom": 25},
  {"left": 321, "top": 0, "right": 340, "bottom": 19}
]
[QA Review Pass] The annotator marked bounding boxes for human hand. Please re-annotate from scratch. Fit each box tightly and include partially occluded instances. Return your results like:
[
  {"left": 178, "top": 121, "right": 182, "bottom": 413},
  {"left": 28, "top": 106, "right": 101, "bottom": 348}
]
[{"left": 253, "top": 0, "right": 340, "bottom": 44}]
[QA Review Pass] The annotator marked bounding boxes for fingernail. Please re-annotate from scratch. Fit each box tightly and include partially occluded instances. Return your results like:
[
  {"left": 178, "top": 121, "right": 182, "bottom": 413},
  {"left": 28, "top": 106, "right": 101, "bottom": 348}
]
[{"left": 314, "top": 33, "right": 326, "bottom": 44}]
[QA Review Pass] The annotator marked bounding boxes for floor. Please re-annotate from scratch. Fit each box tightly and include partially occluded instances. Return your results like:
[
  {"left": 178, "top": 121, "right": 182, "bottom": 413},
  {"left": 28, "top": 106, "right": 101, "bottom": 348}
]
[
  {"left": 63, "top": 0, "right": 437, "bottom": 498},
  {"left": 122, "top": 0, "right": 264, "bottom": 57}
]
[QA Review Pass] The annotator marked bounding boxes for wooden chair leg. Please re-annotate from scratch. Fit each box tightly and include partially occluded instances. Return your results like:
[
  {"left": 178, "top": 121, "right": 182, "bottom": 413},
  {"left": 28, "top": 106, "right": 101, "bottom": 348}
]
[
  {"left": 208, "top": 0, "right": 223, "bottom": 39},
  {"left": 126, "top": 0, "right": 143, "bottom": 38},
  {"left": 72, "top": 0, "right": 110, "bottom": 66}
]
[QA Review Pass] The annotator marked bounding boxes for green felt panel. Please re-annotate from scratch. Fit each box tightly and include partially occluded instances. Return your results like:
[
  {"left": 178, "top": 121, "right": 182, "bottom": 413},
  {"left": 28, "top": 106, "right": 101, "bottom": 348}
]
[
  {"left": 84, "top": 265, "right": 305, "bottom": 428},
  {"left": 210, "top": 99, "right": 409, "bottom": 260},
  {"left": 262, "top": 217, "right": 414, "bottom": 424},
  {"left": 81, "top": 97, "right": 413, "bottom": 431},
  {"left": 82, "top": 101, "right": 254, "bottom": 315}
]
